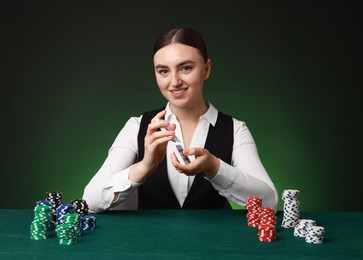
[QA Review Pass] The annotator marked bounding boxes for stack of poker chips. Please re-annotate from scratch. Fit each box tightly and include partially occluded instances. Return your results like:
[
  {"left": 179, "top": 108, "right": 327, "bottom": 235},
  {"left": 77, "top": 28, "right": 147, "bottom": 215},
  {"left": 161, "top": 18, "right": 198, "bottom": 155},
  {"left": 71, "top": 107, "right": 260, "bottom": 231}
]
[
  {"left": 30, "top": 205, "right": 52, "bottom": 240},
  {"left": 281, "top": 189, "right": 300, "bottom": 228},
  {"left": 294, "top": 219, "right": 316, "bottom": 237},
  {"left": 71, "top": 198, "right": 96, "bottom": 231},
  {"left": 46, "top": 191, "right": 63, "bottom": 228},
  {"left": 246, "top": 196, "right": 277, "bottom": 242},
  {"left": 257, "top": 207, "right": 277, "bottom": 242},
  {"left": 56, "top": 223, "right": 78, "bottom": 245},
  {"left": 30, "top": 193, "right": 97, "bottom": 245},
  {"left": 81, "top": 215, "right": 97, "bottom": 230},
  {"left": 246, "top": 196, "right": 262, "bottom": 227},
  {"left": 259, "top": 207, "right": 277, "bottom": 226},
  {"left": 258, "top": 224, "right": 277, "bottom": 242},
  {"left": 71, "top": 199, "right": 89, "bottom": 216},
  {"left": 305, "top": 226, "right": 325, "bottom": 244},
  {"left": 63, "top": 213, "right": 82, "bottom": 237}
]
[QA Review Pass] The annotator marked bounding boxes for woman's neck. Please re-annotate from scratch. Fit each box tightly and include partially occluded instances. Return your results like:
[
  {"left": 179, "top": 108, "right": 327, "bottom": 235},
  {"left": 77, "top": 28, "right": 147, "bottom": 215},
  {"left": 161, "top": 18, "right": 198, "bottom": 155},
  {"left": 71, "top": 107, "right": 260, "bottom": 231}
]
[{"left": 170, "top": 100, "right": 209, "bottom": 123}]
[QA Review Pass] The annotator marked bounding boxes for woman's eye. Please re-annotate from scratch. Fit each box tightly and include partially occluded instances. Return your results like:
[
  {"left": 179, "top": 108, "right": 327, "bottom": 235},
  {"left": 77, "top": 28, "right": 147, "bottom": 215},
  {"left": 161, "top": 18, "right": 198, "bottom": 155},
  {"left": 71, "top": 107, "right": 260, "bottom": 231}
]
[
  {"left": 158, "top": 69, "right": 168, "bottom": 75},
  {"left": 182, "top": 66, "right": 192, "bottom": 72}
]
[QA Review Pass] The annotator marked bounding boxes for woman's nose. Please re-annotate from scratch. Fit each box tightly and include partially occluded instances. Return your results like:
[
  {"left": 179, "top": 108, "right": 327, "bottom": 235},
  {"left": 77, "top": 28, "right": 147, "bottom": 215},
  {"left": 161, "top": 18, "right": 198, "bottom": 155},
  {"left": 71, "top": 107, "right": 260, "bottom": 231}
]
[{"left": 170, "top": 72, "right": 182, "bottom": 87}]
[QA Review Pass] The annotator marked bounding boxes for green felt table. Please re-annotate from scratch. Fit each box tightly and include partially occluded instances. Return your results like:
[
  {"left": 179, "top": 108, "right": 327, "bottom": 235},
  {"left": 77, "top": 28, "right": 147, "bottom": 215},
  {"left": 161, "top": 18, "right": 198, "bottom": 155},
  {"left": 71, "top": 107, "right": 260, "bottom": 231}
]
[{"left": 0, "top": 209, "right": 362, "bottom": 259}]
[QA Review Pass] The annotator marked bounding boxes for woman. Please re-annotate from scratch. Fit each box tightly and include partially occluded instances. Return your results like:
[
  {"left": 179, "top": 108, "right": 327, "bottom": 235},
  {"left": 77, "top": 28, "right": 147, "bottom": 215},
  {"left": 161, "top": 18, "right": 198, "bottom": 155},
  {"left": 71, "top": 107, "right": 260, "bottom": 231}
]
[{"left": 82, "top": 28, "right": 278, "bottom": 212}]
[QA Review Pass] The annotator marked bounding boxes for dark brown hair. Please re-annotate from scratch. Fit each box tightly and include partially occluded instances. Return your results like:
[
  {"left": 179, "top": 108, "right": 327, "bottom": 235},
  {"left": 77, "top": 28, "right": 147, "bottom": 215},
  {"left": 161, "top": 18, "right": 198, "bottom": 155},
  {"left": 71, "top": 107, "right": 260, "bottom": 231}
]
[{"left": 152, "top": 28, "right": 209, "bottom": 62}]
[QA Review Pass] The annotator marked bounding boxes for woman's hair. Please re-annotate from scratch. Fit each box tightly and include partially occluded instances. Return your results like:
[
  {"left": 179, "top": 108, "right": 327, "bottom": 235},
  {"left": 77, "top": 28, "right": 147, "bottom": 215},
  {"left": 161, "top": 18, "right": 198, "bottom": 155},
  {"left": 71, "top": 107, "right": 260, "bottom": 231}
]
[{"left": 152, "top": 28, "right": 208, "bottom": 62}]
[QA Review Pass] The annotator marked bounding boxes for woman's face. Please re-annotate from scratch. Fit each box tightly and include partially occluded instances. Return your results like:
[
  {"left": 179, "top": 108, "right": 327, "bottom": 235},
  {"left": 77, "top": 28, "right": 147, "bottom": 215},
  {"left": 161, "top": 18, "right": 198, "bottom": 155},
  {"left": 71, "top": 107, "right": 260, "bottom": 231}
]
[{"left": 153, "top": 43, "right": 211, "bottom": 110}]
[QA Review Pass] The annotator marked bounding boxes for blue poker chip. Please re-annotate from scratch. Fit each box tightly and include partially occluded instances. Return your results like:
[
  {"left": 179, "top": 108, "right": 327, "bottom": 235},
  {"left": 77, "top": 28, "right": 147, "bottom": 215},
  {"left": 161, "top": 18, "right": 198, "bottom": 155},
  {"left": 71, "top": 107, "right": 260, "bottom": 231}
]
[{"left": 36, "top": 200, "right": 51, "bottom": 206}]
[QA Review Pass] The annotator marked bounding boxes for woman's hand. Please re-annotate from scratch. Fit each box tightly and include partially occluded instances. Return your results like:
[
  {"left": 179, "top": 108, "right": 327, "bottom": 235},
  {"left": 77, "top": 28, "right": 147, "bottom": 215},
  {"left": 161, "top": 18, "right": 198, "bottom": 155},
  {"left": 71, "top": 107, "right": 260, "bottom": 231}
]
[
  {"left": 129, "top": 110, "right": 176, "bottom": 183},
  {"left": 171, "top": 147, "right": 220, "bottom": 179},
  {"left": 143, "top": 110, "right": 176, "bottom": 170}
]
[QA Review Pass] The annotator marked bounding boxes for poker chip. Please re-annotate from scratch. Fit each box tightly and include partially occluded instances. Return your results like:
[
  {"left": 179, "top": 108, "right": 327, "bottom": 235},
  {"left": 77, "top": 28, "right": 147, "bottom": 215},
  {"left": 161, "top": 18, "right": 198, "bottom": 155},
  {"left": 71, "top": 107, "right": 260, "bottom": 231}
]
[
  {"left": 36, "top": 200, "right": 51, "bottom": 206},
  {"left": 258, "top": 236, "right": 277, "bottom": 242}
]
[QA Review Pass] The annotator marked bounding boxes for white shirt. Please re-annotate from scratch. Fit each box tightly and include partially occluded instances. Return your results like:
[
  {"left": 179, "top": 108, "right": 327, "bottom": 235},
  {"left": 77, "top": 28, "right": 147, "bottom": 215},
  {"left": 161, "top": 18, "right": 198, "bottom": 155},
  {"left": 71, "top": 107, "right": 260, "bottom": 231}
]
[{"left": 82, "top": 103, "right": 279, "bottom": 212}]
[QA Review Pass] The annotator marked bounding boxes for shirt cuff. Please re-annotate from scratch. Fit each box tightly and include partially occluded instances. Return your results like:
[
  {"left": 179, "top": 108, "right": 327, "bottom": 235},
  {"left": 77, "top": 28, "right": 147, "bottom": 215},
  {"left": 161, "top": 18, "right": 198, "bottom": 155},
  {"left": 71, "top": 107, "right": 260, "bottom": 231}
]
[{"left": 208, "top": 159, "right": 237, "bottom": 189}]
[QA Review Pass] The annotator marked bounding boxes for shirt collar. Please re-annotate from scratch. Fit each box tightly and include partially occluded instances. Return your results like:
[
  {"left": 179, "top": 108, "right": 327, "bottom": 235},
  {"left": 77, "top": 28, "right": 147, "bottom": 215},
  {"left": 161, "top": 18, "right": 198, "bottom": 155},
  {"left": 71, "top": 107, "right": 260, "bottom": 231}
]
[{"left": 165, "top": 102, "right": 218, "bottom": 127}]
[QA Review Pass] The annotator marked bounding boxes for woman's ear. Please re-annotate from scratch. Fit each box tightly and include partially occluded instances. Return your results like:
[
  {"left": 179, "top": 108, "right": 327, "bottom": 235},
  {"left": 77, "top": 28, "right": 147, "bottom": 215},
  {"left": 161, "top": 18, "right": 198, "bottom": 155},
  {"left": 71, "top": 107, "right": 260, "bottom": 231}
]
[{"left": 204, "top": 59, "right": 212, "bottom": 80}]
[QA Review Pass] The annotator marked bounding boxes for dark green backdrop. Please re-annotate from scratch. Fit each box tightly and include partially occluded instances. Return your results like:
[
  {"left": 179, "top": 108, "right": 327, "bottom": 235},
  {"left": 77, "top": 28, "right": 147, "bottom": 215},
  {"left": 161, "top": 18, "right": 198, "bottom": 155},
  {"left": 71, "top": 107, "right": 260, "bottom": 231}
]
[{"left": 1, "top": 1, "right": 360, "bottom": 211}]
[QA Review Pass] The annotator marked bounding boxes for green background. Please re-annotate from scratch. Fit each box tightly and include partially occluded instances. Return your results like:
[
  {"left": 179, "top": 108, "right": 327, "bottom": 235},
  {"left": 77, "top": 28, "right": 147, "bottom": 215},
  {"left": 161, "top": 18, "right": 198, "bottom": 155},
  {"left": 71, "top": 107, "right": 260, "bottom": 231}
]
[{"left": 1, "top": 1, "right": 360, "bottom": 211}]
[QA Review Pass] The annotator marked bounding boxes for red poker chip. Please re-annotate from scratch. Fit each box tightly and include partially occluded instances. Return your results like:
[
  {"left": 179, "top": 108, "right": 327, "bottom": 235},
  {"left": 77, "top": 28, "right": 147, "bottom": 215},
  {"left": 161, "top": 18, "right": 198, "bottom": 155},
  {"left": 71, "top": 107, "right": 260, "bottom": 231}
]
[
  {"left": 259, "top": 219, "right": 277, "bottom": 223},
  {"left": 258, "top": 233, "right": 277, "bottom": 238},
  {"left": 258, "top": 236, "right": 277, "bottom": 242},
  {"left": 260, "top": 218, "right": 276, "bottom": 222},
  {"left": 247, "top": 214, "right": 260, "bottom": 220},
  {"left": 259, "top": 212, "right": 275, "bottom": 217},
  {"left": 259, "top": 211, "right": 275, "bottom": 216},
  {"left": 260, "top": 220, "right": 277, "bottom": 224},
  {"left": 246, "top": 206, "right": 260, "bottom": 212},
  {"left": 258, "top": 224, "right": 275, "bottom": 229},
  {"left": 259, "top": 222, "right": 277, "bottom": 227},
  {"left": 258, "top": 229, "right": 276, "bottom": 235},
  {"left": 258, "top": 207, "right": 274, "bottom": 212},
  {"left": 247, "top": 196, "right": 262, "bottom": 201},
  {"left": 260, "top": 214, "right": 276, "bottom": 218},
  {"left": 258, "top": 223, "right": 275, "bottom": 228},
  {"left": 258, "top": 229, "right": 277, "bottom": 238},
  {"left": 259, "top": 216, "right": 275, "bottom": 220}
]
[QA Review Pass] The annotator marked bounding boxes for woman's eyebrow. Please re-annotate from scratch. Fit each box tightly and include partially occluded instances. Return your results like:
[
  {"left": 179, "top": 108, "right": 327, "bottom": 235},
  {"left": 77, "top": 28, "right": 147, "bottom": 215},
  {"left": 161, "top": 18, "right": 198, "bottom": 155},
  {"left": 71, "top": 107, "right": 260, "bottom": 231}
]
[{"left": 155, "top": 60, "right": 195, "bottom": 69}]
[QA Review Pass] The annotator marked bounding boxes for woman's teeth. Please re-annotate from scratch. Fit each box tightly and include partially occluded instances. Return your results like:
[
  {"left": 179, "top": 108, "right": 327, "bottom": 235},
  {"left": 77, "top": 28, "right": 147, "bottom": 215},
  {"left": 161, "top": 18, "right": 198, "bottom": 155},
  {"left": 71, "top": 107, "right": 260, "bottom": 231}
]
[{"left": 172, "top": 89, "right": 187, "bottom": 94}]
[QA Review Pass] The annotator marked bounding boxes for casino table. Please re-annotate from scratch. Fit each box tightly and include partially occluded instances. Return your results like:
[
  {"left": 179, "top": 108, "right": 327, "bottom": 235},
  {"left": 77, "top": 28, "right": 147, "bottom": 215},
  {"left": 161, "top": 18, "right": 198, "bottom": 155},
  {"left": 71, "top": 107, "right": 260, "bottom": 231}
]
[{"left": 0, "top": 209, "right": 362, "bottom": 259}]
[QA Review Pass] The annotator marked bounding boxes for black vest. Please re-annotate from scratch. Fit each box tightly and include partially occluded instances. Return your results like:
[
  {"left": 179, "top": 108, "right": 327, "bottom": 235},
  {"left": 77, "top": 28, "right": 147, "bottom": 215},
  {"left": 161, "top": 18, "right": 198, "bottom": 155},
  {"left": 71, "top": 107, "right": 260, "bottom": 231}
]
[{"left": 137, "top": 108, "right": 233, "bottom": 209}]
